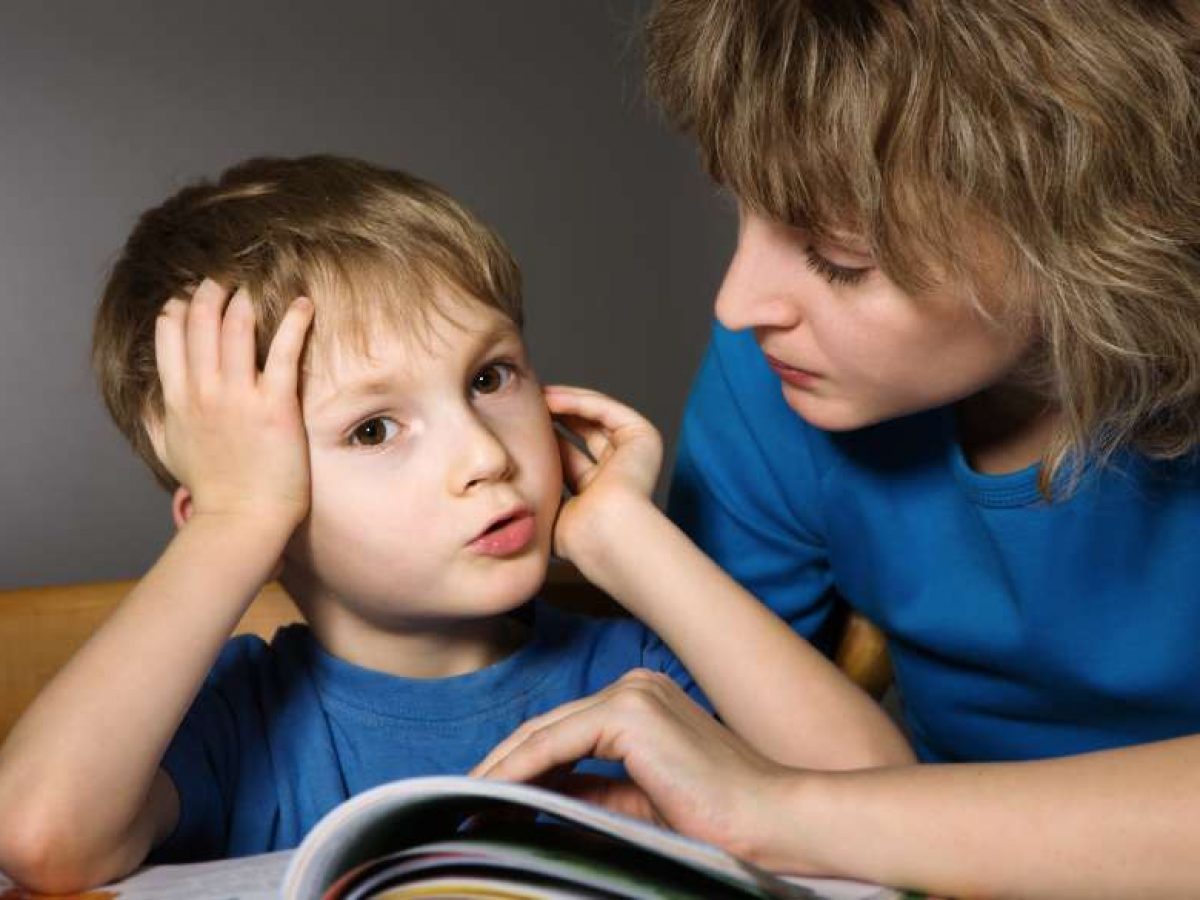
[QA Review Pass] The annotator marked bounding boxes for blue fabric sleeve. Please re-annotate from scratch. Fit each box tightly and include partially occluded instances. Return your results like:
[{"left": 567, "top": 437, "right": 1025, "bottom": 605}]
[{"left": 667, "top": 324, "right": 842, "bottom": 651}]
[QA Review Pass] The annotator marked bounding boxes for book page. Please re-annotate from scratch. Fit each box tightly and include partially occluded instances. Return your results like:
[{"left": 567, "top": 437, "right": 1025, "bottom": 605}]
[
  {"left": 282, "top": 776, "right": 905, "bottom": 900},
  {"left": 1, "top": 845, "right": 899, "bottom": 900},
  {"left": 0, "top": 850, "right": 292, "bottom": 900}
]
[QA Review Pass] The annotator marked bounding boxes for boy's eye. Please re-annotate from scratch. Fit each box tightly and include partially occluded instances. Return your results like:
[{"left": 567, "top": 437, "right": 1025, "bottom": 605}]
[
  {"left": 471, "top": 362, "right": 516, "bottom": 396},
  {"left": 349, "top": 416, "right": 399, "bottom": 447}
]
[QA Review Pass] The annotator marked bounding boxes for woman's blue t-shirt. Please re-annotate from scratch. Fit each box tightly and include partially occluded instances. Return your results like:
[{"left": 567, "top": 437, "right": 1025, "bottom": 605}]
[{"left": 668, "top": 323, "right": 1200, "bottom": 763}]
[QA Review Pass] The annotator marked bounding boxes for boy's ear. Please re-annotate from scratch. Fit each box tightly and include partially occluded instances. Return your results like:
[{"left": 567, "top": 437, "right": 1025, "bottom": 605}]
[{"left": 171, "top": 486, "right": 194, "bottom": 531}]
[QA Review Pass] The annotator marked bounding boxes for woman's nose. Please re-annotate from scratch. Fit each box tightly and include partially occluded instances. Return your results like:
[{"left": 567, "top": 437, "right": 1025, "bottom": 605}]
[{"left": 713, "top": 215, "right": 804, "bottom": 332}]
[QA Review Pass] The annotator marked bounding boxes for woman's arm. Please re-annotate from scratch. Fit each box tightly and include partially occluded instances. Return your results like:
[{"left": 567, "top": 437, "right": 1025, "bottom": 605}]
[{"left": 475, "top": 676, "right": 1200, "bottom": 899}]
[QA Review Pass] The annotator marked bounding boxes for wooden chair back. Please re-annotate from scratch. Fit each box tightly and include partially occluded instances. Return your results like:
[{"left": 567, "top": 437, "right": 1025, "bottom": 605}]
[{"left": 0, "top": 564, "right": 890, "bottom": 740}]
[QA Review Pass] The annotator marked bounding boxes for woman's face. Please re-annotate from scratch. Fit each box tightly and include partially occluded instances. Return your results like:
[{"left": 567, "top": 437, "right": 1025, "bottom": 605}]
[{"left": 713, "top": 208, "right": 1032, "bottom": 431}]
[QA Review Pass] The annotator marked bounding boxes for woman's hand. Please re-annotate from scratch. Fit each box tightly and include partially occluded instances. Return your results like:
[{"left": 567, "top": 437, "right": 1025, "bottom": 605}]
[
  {"left": 153, "top": 278, "right": 314, "bottom": 535},
  {"left": 471, "top": 669, "right": 806, "bottom": 870},
  {"left": 544, "top": 385, "right": 662, "bottom": 566}
]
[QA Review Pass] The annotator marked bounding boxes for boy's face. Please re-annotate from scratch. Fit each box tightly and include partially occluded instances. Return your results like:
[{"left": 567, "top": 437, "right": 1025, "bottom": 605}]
[
  {"left": 285, "top": 289, "right": 562, "bottom": 634},
  {"left": 714, "top": 209, "right": 1033, "bottom": 431}
]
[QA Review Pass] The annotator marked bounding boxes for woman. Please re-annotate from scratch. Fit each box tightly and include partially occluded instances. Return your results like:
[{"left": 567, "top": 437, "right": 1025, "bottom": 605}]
[{"left": 477, "top": 2, "right": 1200, "bottom": 897}]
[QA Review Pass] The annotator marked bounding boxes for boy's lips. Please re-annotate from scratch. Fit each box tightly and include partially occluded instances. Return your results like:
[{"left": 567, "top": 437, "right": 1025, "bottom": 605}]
[
  {"left": 764, "top": 353, "right": 821, "bottom": 388},
  {"left": 468, "top": 509, "right": 536, "bottom": 557}
]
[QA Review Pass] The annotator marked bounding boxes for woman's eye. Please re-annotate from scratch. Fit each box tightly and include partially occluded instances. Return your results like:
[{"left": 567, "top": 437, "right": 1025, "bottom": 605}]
[
  {"left": 471, "top": 362, "right": 516, "bottom": 396},
  {"left": 349, "top": 417, "right": 399, "bottom": 447},
  {"left": 804, "top": 247, "right": 871, "bottom": 287}
]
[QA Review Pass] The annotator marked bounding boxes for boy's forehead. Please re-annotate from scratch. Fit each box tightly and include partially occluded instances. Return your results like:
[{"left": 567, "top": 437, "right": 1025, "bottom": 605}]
[{"left": 301, "top": 299, "right": 522, "bottom": 393}]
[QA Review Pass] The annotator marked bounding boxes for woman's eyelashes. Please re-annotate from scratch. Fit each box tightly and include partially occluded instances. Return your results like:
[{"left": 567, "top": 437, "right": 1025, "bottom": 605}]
[
  {"left": 349, "top": 416, "right": 401, "bottom": 448},
  {"left": 804, "top": 247, "right": 871, "bottom": 286}
]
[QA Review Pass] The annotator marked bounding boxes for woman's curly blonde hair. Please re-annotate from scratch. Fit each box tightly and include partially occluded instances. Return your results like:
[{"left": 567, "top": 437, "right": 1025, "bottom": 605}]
[{"left": 646, "top": 0, "right": 1200, "bottom": 493}]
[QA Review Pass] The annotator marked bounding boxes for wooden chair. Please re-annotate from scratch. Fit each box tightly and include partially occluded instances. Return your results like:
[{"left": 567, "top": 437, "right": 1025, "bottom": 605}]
[{"left": 0, "top": 563, "right": 890, "bottom": 741}]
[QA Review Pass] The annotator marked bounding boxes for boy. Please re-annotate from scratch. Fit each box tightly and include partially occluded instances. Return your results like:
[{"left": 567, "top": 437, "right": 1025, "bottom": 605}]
[{"left": 0, "top": 155, "right": 908, "bottom": 892}]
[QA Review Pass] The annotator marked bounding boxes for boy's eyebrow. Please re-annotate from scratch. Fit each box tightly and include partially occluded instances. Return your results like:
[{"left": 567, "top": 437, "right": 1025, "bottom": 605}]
[
  {"left": 309, "top": 320, "right": 521, "bottom": 417},
  {"left": 309, "top": 376, "right": 398, "bottom": 416}
]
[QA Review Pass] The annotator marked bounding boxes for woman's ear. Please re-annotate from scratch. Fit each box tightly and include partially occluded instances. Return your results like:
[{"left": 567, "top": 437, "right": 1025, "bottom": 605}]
[{"left": 171, "top": 486, "right": 194, "bottom": 531}]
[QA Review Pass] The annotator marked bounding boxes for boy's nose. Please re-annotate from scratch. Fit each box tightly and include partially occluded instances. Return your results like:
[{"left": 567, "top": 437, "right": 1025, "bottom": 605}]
[
  {"left": 714, "top": 214, "right": 804, "bottom": 332},
  {"left": 448, "top": 414, "right": 514, "bottom": 494}
]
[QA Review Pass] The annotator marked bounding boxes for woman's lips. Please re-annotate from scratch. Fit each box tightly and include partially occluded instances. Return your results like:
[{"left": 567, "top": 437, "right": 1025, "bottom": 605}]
[
  {"left": 765, "top": 354, "right": 821, "bottom": 388},
  {"left": 469, "top": 512, "right": 536, "bottom": 557}
]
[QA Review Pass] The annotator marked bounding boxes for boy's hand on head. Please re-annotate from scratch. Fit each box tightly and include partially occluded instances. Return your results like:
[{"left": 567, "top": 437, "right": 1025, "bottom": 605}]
[
  {"left": 545, "top": 385, "right": 662, "bottom": 564},
  {"left": 154, "top": 279, "right": 315, "bottom": 536}
]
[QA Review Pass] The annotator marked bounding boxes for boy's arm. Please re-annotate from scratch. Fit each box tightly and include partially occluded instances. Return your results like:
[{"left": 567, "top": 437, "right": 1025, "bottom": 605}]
[
  {"left": 0, "top": 282, "right": 313, "bottom": 891},
  {"left": 545, "top": 386, "right": 912, "bottom": 770}
]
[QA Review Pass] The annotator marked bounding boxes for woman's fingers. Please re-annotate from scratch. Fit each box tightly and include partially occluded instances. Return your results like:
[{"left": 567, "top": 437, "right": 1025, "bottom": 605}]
[
  {"left": 546, "top": 773, "right": 661, "bottom": 825},
  {"left": 473, "top": 670, "right": 676, "bottom": 784},
  {"left": 473, "top": 675, "right": 791, "bottom": 868},
  {"left": 473, "top": 688, "right": 614, "bottom": 777},
  {"left": 476, "top": 702, "right": 617, "bottom": 785}
]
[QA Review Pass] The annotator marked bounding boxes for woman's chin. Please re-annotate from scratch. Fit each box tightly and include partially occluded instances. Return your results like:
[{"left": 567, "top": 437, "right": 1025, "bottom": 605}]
[{"left": 780, "top": 385, "right": 881, "bottom": 432}]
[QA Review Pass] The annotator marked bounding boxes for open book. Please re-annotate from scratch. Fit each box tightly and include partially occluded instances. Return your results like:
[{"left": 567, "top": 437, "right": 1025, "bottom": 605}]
[
  {"left": 281, "top": 775, "right": 906, "bottom": 900},
  {"left": 0, "top": 777, "right": 907, "bottom": 899}
]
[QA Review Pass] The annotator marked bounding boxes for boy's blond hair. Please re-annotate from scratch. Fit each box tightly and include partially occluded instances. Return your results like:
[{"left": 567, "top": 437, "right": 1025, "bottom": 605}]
[
  {"left": 94, "top": 155, "right": 523, "bottom": 490},
  {"left": 646, "top": 0, "right": 1200, "bottom": 490}
]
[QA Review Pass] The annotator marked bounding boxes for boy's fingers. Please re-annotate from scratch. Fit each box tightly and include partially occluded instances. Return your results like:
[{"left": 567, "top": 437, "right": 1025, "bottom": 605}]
[
  {"left": 220, "top": 287, "right": 257, "bottom": 387},
  {"left": 546, "top": 387, "right": 659, "bottom": 463},
  {"left": 556, "top": 433, "right": 594, "bottom": 488},
  {"left": 186, "top": 278, "right": 230, "bottom": 384},
  {"left": 262, "top": 297, "right": 314, "bottom": 392},
  {"left": 155, "top": 298, "right": 188, "bottom": 402},
  {"left": 555, "top": 413, "right": 615, "bottom": 465},
  {"left": 544, "top": 386, "right": 646, "bottom": 435}
]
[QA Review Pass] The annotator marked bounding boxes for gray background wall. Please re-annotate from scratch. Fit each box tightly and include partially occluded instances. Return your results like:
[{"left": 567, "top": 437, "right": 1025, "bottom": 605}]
[{"left": 0, "top": 1, "right": 733, "bottom": 589}]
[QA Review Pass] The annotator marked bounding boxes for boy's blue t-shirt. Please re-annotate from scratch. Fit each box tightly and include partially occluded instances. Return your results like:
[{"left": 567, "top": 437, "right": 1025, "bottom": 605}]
[
  {"left": 152, "top": 601, "right": 699, "bottom": 863},
  {"left": 668, "top": 323, "right": 1200, "bottom": 764}
]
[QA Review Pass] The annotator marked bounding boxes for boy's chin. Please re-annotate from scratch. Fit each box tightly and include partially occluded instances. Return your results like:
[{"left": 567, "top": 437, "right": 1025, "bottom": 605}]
[{"left": 473, "top": 555, "right": 550, "bottom": 610}]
